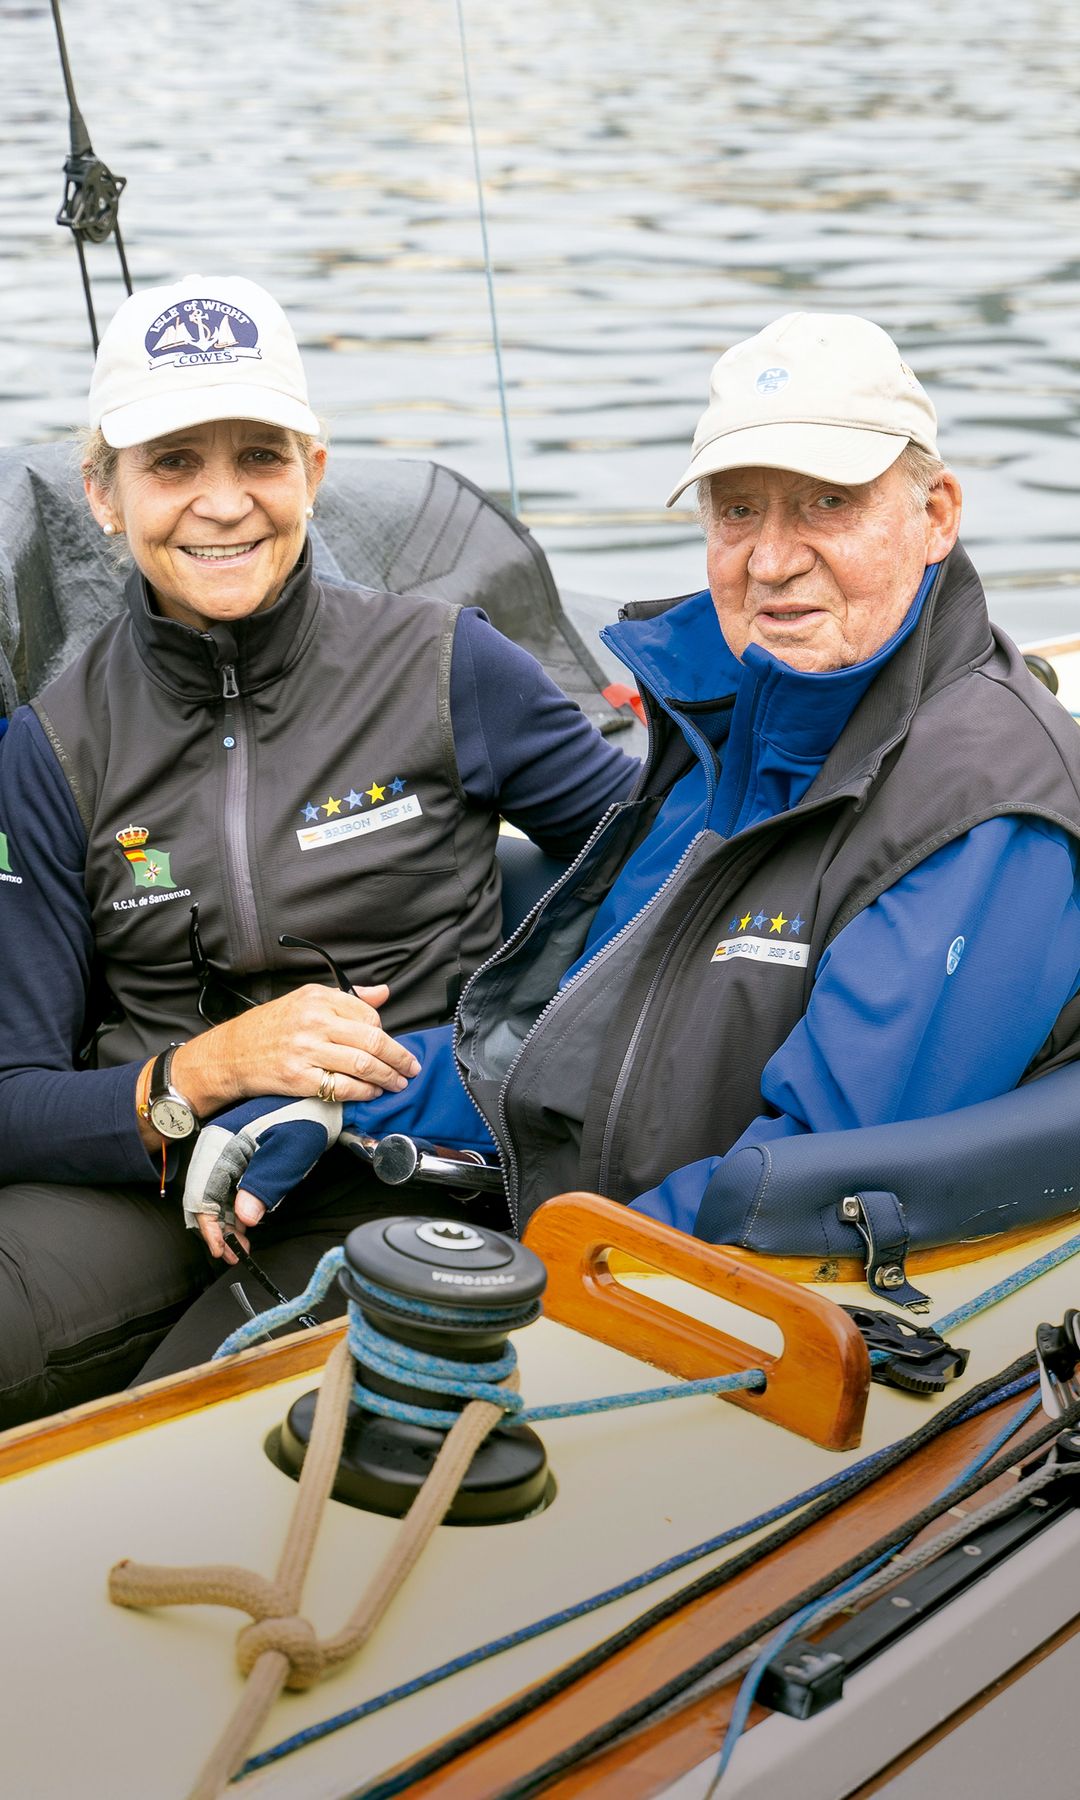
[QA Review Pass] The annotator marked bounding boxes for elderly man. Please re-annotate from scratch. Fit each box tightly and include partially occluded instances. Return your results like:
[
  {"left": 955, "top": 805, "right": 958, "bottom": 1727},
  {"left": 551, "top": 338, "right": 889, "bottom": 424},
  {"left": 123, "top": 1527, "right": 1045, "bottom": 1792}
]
[{"left": 151, "top": 311, "right": 1080, "bottom": 1365}]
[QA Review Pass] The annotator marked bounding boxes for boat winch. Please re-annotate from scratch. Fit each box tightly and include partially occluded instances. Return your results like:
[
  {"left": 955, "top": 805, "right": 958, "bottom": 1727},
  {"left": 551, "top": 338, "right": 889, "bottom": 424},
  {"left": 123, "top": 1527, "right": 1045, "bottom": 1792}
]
[{"left": 272, "top": 1216, "right": 553, "bottom": 1524}]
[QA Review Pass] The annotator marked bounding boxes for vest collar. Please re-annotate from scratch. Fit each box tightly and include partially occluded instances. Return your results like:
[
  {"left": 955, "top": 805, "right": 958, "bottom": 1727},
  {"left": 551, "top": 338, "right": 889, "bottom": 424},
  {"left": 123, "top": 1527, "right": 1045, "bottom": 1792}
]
[
  {"left": 123, "top": 539, "right": 321, "bottom": 701},
  {"left": 810, "top": 543, "right": 993, "bottom": 801}
]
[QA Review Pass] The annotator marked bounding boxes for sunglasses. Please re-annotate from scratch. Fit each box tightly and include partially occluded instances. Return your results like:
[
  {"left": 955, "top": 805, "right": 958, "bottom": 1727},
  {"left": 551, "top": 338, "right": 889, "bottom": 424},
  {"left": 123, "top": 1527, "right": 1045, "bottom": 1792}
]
[{"left": 188, "top": 902, "right": 355, "bottom": 1025}]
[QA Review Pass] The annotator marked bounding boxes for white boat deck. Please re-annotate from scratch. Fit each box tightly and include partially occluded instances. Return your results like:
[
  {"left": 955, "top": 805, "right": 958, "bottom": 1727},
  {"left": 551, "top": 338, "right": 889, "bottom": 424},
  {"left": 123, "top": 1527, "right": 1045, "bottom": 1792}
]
[{"left": 2, "top": 1222, "right": 1079, "bottom": 1799}]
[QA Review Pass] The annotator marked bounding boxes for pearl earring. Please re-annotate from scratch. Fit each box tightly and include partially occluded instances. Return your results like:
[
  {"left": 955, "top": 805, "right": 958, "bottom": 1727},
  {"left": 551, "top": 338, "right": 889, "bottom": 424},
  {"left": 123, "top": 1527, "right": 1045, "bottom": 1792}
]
[
  {"left": 102, "top": 523, "right": 117, "bottom": 537},
  {"left": 305, "top": 505, "right": 315, "bottom": 519}
]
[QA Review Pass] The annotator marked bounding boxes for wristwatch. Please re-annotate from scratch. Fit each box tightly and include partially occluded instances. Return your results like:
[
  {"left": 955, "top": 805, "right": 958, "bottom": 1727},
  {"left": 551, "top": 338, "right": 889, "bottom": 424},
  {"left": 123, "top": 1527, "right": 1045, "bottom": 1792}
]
[{"left": 145, "top": 1044, "right": 199, "bottom": 1141}]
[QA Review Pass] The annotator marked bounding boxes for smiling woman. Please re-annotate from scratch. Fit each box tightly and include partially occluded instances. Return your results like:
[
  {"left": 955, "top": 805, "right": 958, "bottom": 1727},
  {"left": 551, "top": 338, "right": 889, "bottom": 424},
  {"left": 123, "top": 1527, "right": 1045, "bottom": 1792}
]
[
  {"left": 0, "top": 274, "right": 637, "bottom": 1427},
  {"left": 84, "top": 421, "right": 325, "bottom": 632}
]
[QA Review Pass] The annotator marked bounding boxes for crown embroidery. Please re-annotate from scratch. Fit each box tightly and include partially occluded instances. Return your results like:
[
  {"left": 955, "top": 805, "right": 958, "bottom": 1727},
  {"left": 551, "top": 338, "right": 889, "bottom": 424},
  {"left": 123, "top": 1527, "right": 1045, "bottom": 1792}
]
[{"left": 115, "top": 824, "right": 176, "bottom": 891}]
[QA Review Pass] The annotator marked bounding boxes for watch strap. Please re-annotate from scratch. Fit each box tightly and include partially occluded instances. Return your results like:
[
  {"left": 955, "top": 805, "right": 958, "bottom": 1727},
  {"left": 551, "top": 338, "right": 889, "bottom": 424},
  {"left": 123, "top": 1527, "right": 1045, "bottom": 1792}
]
[
  {"left": 147, "top": 1043, "right": 199, "bottom": 1138},
  {"left": 147, "top": 1044, "right": 180, "bottom": 1112}
]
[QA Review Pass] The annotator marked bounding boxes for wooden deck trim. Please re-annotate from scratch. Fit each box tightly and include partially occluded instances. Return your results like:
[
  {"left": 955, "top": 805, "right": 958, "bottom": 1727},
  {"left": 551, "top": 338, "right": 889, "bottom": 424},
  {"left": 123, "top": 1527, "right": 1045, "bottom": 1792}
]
[
  {"left": 374, "top": 1393, "right": 1037, "bottom": 1800},
  {"left": 608, "top": 1205, "right": 1080, "bottom": 1286},
  {"left": 0, "top": 1318, "right": 344, "bottom": 1482}
]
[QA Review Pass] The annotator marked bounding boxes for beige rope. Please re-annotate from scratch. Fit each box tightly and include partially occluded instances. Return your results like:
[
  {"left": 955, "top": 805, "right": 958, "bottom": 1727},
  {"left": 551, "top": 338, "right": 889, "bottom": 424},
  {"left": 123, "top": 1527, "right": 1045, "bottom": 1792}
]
[{"left": 108, "top": 1336, "right": 516, "bottom": 1800}]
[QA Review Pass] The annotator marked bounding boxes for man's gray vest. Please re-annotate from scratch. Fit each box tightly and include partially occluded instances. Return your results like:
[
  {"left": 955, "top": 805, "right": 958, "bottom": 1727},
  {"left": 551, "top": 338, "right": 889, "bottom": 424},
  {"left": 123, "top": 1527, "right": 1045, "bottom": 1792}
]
[
  {"left": 33, "top": 553, "right": 499, "bottom": 1064},
  {"left": 456, "top": 546, "right": 1080, "bottom": 1233}
]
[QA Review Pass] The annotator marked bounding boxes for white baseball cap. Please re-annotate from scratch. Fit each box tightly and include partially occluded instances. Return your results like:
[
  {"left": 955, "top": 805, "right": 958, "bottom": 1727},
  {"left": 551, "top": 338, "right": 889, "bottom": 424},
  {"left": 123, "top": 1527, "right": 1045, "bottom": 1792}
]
[
  {"left": 88, "top": 274, "right": 321, "bottom": 448},
  {"left": 667, "top": 312, "right": 939, "bottom": 505}
]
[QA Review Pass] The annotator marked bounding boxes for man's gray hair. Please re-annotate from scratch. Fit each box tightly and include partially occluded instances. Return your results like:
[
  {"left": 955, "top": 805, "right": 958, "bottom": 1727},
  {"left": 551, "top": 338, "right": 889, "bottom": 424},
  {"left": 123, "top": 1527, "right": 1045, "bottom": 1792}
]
[{"left": 696, "top": 441, "right": 947, "bottom": 529}]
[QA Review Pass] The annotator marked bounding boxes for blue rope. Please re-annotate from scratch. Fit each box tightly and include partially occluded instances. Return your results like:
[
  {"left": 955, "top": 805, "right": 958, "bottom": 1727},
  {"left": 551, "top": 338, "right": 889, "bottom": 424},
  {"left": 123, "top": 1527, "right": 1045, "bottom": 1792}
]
[
  {"left": 235, "top": 1370, "right": 1037, "bottom": 1781},
  {"left": 345, "top": 1265, "right": 541, "bottom": 1331},
  {"left": 214, "top": 1246, "right": 765, "bottom": 1428},
  {"left": 710, "top": 1553, "right": 897, "bottom": 1792},
  {"left": 216, "top": 1228, "right": 1080, "bottom": 1784},
  {"left": 932, "top": 1227, "right": 1080, "bottom": 1337},
  {"left": 944, "top": 1387, "right": 1041, "bottom": 1494},
  {"left": 213, "top": 1246, "right": 345, "bottom": 1357},
  {"left": 708, "top": 1382, "right": 1044, "bottom": 1789},
  {"left": 861, "top": 1225, "right": 1080, "bottom": 1375},
  {"left": 215, "top": 1225, "right": 1080, "bottom": 1367}
]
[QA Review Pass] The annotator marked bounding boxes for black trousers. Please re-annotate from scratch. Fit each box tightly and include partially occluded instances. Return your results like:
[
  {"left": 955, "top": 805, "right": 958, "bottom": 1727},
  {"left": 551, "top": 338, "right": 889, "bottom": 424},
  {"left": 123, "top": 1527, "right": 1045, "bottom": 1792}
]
[
  {"left": 136, "top": 1149, "right": 513, "bottom": 1384},
  {"left": 0, "top": 1150, "right": 511, "bottom": 1427},
  {"left": 0, "top": 1177, "right": 208, "bottom": 1429}
]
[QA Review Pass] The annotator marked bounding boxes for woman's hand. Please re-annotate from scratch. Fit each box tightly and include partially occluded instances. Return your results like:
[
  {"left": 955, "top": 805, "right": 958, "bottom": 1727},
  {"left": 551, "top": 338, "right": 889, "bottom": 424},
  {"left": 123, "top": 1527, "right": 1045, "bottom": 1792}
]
[{"left": 170, "top": 982, "right": 421, "bottom": 1120}]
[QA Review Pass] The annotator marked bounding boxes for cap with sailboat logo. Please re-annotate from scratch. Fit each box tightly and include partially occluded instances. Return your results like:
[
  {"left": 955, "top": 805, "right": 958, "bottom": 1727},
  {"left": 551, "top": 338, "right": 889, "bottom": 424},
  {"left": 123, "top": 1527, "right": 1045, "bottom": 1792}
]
[{"left": 88, "top": 273, "right": 321, "bottom": 448}]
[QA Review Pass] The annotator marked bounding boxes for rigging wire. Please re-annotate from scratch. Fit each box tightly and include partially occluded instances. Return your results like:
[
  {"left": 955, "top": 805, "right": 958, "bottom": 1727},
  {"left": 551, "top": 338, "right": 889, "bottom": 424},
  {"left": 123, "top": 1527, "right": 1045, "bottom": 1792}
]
[
  {"left": 453, "top": 0, "right": 520, "bottom": 516},
  {"left": 48, "top": 0, "right": 132, "bottom": 353}
]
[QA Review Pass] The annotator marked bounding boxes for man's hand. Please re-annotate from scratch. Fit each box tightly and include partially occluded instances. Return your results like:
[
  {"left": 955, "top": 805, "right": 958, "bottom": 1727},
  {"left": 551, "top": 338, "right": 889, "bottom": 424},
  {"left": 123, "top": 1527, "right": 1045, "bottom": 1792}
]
[{"left": 182, "top": 1096, "right": 342, "bottom": 1262}]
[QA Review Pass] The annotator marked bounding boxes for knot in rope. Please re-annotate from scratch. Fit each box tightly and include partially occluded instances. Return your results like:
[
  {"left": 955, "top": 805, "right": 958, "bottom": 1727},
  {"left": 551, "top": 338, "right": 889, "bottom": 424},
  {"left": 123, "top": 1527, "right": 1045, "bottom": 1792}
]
[{"left": 237, "top": 1614, "right": 325, "bottom": 1690}]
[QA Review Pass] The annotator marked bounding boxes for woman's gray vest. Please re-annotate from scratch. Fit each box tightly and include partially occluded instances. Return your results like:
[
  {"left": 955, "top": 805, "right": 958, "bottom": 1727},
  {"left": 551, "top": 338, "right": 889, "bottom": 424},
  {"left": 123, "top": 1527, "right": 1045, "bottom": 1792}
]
[
  {"left": 456, "top": 546, "right": 1080, "bottom": 1233},
  {"left": 32, "top": 556, "right": 499, "bottom": 1063}
]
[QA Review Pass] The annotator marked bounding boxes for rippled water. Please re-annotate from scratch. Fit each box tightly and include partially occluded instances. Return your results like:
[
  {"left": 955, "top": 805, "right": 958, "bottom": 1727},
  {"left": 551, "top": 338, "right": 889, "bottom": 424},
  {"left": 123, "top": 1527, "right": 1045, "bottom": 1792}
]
[{"left": 4, "top": 0, "right": 1080, "bottom": 638}]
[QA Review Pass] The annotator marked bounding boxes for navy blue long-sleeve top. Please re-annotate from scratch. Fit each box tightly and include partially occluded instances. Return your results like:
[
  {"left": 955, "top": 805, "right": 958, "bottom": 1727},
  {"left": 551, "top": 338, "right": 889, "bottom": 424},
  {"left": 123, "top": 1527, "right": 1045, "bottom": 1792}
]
[{"left": 0, "top": 606, "right": 637, "bottom": 1186}]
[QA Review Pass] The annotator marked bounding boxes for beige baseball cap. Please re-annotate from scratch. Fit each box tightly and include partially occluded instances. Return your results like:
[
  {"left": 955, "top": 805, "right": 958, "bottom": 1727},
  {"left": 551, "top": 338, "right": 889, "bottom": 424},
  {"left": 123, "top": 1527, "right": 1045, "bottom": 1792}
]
[
  {"left": 667, "top": 312, "right": 938, "bottom": 505},
  {"left": 88, "top": 274, "right": 321, "bottom": 448}
]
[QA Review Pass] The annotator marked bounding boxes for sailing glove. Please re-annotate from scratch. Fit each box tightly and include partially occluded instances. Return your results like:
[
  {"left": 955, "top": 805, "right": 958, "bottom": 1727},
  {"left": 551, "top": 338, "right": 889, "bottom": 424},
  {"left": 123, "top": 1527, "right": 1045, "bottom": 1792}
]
[
  {"left": 181, "top": 1025, "right": 497, "bottom": 1228},
  {"left": 181, "top": 1097, "right": 343, "bottom": 1228}
]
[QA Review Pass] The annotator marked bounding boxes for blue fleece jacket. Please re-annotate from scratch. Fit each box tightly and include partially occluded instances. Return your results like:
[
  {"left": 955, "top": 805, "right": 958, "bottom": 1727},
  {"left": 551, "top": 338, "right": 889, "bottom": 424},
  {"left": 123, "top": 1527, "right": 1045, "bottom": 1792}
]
[{"left": 309, "top": 567, "right": 1080, "bottom": 1235}]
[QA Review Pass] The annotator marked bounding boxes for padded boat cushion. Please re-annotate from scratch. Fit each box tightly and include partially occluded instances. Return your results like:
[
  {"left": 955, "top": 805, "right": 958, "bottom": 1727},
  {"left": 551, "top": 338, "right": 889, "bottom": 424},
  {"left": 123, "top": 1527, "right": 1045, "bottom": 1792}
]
[
  {"left": 694, "top": 1060, "right": 1080, "bottom": 1256},
  {"left": 0, "top": 443, "right": 625, "bottom": 734}
]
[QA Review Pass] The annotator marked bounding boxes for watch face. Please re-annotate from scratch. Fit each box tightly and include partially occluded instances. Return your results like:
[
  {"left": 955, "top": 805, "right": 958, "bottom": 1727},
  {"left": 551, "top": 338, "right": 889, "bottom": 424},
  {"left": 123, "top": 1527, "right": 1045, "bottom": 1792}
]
[{"left": 150, "top": 1096, "right": 196, "bottom": 1139}]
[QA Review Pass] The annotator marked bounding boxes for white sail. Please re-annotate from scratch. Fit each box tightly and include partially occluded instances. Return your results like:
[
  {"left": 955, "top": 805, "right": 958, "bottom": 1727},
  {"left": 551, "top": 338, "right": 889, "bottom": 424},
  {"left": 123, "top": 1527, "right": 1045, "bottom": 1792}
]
[
  {"left": 210, "top": 316, "right": 238, "bottom": 349},
  {"left": 153, "top": 319, "right": 194, "bottom": 351}
]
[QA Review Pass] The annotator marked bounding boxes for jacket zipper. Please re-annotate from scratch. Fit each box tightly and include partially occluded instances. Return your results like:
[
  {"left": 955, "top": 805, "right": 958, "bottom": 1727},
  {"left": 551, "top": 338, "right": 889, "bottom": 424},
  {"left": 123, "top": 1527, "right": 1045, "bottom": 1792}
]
[
  {"left": 595, "top": 860, "right": 732, "bottom": 1195},
  {"left": 457, "top": 672, "right": 701, "bottom": 1228},
  {"left": 500, "top": 833, "right": 716, "bottom": 1229},
  {"left": 452, "top": 696, "right": 662, "bottom": 1221},
  {"left": 453, "top": 801, "right": 637, "bottom": 1227},
  {"left": 482, "top": 822, "right": 707, "bottom": 1231},
  {"left": 218, "top": 661, "right": 267, "bottom": 973}
]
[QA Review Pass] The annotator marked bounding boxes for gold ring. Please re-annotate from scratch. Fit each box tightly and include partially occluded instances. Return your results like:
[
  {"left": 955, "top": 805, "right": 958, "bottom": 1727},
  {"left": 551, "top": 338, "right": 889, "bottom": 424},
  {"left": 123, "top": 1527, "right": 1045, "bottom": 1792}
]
[{"left": 315, "top": 1068, "right": 338, "bottom": 1104}]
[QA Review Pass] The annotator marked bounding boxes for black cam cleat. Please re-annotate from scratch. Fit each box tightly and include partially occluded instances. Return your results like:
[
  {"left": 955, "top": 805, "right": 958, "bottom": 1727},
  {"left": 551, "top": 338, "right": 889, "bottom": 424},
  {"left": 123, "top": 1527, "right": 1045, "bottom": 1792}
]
[{"left": 842, "top": 1305, "right": 969, "bottom": 1395}]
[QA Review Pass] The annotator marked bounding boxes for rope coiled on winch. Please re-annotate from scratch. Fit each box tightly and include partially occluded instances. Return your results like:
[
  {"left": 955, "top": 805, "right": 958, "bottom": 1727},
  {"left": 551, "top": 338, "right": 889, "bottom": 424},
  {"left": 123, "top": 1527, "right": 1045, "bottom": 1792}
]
[{"left": 215, "top": 1245, "right": 767, "bottom": 1422}]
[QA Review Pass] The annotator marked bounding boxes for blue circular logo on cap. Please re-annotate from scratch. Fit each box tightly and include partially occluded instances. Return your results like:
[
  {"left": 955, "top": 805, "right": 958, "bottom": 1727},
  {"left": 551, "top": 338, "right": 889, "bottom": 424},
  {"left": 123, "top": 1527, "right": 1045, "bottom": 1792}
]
[
  {"left": 756, "top": 366, "right": 790, "bottom": 394},
  {"left": 144, "top": 297, "right": 260, "bottom": 366},
  {"left": 946, "top": 935, "right": 965, "bottom": 975}
]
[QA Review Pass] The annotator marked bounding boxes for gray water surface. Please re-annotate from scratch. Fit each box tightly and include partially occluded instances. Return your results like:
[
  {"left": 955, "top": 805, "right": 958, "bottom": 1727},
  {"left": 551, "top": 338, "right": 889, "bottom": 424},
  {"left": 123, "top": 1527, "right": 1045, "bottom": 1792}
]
[{"left": 3, "top": 0, "right": 1080, "bottom": 638}]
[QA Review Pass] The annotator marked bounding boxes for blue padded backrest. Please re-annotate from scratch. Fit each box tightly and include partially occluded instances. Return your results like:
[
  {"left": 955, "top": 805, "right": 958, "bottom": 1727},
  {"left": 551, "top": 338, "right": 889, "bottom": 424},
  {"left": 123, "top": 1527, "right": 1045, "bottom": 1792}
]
[{"left": 694, "top": 1061, "right": 1080, "bottom": 1257}]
